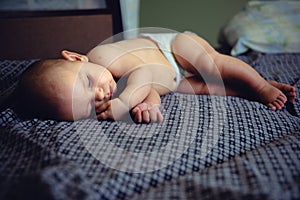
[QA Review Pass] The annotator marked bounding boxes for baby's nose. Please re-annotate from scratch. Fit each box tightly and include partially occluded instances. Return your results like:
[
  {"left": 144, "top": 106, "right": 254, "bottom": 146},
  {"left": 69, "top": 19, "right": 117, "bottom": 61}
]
[{"left": 95, "top": 88, "right": 105, "bottom": 101}]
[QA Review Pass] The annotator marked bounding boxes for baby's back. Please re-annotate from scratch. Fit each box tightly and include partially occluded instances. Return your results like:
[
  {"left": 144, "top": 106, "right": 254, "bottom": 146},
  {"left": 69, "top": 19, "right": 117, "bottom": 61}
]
[{"left": 87, "top": 38, "right": 173, "bottom": 78}]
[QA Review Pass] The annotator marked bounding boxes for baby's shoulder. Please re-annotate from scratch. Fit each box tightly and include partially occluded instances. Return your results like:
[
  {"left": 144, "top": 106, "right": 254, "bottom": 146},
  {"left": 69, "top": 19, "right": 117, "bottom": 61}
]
[
  {"left": 94, "top": 38, "right": 156, "bottom": 51},
  {"left": 87, "top": 38, "right": 158, "bottom": 66},
  {"left": 86, "top": 43, "right": 123, "bottom": 67}
]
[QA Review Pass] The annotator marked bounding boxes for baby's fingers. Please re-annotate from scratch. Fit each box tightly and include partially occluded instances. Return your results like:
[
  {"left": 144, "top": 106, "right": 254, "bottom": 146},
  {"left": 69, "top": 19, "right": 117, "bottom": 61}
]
[
  {"left": 96, "top": 101, "right": 111, "bottom": 113},
  {"left": 142, "top": 110, "right": 151, "bottom": 123},
  {"left": 132, "top": 107, "right": 143, "bottom": 123},
  {"left": 97, "top": 110, "right": 112, "bottom": 120},
  {"left": 132, "top": 103, "right": 163, "bottom": 123},
  {"left": 156, "top": 111, "right": 164, "bottom": 123},
  {"left": 149, "top": 109, "right": 164, "bottom": 123}
]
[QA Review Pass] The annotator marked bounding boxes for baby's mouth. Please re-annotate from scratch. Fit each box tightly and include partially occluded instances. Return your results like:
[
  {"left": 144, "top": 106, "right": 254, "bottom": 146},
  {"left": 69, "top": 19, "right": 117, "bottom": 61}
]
[
  {"left": 110, "top": 84, "right": 117, "bottom": 99},
  {"left": 111, "top": 88, "right": 117, "bottom": 99}
]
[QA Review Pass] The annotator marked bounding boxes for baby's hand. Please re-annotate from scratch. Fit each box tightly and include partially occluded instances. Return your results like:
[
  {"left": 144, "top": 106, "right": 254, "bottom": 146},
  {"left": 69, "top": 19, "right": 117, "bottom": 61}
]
[
  {"left": 131, "top": 103, "right": 163, "bottom": 123},
  {"left": 96, "top": 98, "right": 128, "bottom": 121}
]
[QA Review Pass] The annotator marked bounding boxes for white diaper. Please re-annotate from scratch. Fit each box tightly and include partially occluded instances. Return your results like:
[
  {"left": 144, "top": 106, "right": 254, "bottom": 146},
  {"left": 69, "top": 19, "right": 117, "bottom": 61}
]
[{"left": 140, "top": 33, "right": 184, "bottom": 88}]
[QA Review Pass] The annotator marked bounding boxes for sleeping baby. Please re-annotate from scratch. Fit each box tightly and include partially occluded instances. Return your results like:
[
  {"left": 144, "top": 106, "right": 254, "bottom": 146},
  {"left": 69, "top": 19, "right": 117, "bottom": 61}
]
[{"left": 17, "top": 32, "right": 296, "bottom": 123}]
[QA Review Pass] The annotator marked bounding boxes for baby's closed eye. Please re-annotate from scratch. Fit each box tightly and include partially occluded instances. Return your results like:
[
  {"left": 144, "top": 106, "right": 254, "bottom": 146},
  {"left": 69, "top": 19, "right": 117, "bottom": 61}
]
[{"left": 87, "top": 75, "right": 94, "bottom": 88}]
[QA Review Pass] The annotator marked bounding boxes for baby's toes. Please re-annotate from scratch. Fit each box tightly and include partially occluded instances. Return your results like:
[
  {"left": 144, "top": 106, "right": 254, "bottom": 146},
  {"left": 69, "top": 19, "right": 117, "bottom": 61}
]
[
  {"left": 267, "top": 102, "right": 277, "bottom": 110},
  {"left": 278, "top": 93, "right": 287, "bottom": 103},
  {"left": 276, "top": 99, "right": 285, "bottom": 109},
  {"left": 267, "top": 94, "right": 286, "bottom": 110},
  {"left": 273, "top": 101, "right": 282, "bottom": 110},
  {"left": 267, "top": 101, "right": 281, "bottom": 110}
]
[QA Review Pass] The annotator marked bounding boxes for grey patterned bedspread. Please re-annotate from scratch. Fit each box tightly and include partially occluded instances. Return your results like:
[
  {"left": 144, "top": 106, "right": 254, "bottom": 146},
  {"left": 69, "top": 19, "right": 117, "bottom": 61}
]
[{"left": 1, "top": 52, "right": 300, "bottom": 200}]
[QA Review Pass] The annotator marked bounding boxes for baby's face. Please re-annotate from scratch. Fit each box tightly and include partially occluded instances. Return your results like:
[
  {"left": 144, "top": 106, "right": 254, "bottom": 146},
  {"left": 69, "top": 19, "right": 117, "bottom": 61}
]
[{"left": 50, "top": 61, "right": 117, "bottom": 120}]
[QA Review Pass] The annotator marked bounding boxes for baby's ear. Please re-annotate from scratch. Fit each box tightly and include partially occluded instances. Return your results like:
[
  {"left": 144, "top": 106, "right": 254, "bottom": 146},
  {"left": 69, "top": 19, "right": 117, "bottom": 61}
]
[{"left": 61, "top": 50, "right": 89, "bottom": 62}]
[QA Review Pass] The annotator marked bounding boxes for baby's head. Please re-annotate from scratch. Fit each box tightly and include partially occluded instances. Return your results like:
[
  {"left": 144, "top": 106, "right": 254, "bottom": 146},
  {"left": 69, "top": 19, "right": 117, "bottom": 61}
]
[{"left": 17, "top": 51, "right": 117, "bottom": 121}]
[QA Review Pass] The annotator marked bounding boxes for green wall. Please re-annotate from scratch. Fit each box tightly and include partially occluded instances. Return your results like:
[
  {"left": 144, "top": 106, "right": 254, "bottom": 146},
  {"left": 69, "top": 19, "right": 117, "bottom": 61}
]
[{"left": 139, "top": 0, "right": 248, "bottom": 47}]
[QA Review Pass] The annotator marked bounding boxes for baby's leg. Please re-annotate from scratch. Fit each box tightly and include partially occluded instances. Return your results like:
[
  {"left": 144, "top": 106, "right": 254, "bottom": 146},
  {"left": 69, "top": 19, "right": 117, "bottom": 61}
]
[
  {"left": 172, "top": 33, "right": 296, "bottom": 110},
  {"left": 177, "top": 76, "right": 234, "bottom": 96}
]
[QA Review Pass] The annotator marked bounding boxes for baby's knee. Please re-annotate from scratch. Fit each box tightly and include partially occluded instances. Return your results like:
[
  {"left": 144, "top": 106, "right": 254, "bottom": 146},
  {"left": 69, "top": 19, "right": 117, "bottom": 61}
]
[
  {"left": 172, "top": 33, "right": 194, "bottom": 48},
  {"left": 172, "top": 33, "right": 186, "bottom": 52}
]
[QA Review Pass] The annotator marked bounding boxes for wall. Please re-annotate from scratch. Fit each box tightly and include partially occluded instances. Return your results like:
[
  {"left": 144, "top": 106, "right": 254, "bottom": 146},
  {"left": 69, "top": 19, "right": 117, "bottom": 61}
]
[
  {"left": 139, "top": 0, "right": 248, "bottom": 47},
  {"left": 0, "top": 15, "right": 112, "bottom": 59}
]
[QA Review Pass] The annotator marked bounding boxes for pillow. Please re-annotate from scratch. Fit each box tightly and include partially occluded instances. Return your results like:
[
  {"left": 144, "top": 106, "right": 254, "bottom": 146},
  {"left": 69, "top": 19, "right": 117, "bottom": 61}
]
[{"left": 222, "top": 1, "right": 300, "bottom": 55}]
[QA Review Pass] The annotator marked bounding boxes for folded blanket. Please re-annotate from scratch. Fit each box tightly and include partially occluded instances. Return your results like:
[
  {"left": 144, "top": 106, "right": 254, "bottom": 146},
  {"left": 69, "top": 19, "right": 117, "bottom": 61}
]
[{"left": 222, "top": 1, "right": 300, "bottom": 55}]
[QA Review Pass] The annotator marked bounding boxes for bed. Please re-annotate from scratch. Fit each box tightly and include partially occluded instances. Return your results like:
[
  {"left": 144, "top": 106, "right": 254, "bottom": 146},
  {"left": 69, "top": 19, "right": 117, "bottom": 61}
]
[{"left": 1, "top": 1, "right": 300, "bottom": 200}]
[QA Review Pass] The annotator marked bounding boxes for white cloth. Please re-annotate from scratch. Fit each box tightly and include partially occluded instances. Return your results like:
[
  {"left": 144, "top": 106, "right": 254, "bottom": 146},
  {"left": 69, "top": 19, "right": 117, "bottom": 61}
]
[{"left": 140, "top": 33, "right": 183, "bottom": 87}]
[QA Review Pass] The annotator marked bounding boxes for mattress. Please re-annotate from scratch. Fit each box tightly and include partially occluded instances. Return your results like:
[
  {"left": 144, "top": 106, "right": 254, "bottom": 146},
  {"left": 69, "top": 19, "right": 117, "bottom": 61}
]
[{"left": 0, "top": 52, "right": 300, "bottom": 199}]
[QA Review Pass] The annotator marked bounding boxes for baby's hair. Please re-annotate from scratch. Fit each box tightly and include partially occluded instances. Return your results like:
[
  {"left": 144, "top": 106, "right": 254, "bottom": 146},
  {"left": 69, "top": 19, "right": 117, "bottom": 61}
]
[{"left": 16, "top": 59, "right": 69, "bottom": 120}]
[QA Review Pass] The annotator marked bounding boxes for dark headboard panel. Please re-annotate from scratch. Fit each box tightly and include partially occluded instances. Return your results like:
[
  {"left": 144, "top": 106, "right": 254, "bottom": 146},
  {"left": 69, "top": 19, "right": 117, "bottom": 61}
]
[{"left": 0, "top": 0, "right": 123, "bottom": 60}]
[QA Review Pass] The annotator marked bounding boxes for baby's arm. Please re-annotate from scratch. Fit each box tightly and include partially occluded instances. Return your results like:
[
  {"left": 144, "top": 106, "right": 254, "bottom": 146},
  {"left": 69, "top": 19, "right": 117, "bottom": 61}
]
[
  {"left": 132, "top": 88, "right": 163, "bottom": 123},
  {"left": 96, "top": 66, "right": 154, "bottom": 120}
]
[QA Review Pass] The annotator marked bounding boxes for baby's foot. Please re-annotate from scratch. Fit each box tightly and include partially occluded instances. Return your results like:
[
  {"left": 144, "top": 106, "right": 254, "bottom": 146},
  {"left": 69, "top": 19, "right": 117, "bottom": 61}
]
[
  {"left": 256, "top": 80, "right": 297, "bottom": 110},
  {"left": 268, "top": 80, "right": 296, "bottom": 103},
  {"left": 255, "top": 81, "right": 287, "bottom": 110}
]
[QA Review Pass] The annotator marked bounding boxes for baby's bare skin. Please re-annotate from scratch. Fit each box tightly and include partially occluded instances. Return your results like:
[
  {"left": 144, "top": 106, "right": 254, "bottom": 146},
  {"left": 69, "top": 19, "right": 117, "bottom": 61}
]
[
  {"left": 19, "top": 32, "right": 296, "bottom": 123},
  {"left": 86, "top": 33, "right": 296, "bottom": 122},
  {"left": 87, "top": 38, "right": 177, "bottom": 122}
]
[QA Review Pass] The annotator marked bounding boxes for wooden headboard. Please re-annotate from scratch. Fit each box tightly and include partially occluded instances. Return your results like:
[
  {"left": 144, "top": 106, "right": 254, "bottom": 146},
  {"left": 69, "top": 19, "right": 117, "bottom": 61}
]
[{"left": 0, "top": 0, "right": 123, "bottom": 60}]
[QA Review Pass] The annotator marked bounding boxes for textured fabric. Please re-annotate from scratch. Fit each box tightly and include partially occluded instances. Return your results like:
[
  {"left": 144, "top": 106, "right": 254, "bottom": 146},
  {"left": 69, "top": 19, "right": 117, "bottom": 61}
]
[
  {"left": 222, "top": 1, "right": 300, "bottom": 55},
  {"left": 0, "top": 53, "right": 300, "bottom": 199}
]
